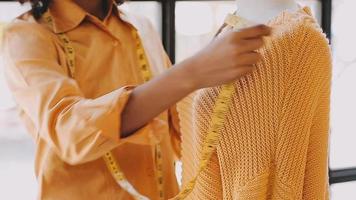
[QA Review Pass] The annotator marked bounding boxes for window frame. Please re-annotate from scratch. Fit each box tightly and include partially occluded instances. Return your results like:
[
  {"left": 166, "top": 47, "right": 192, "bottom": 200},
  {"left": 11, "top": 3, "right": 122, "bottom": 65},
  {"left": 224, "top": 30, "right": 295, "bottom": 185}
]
[{"left": 2, "top": 0, "right": 355, "bottom": 185}]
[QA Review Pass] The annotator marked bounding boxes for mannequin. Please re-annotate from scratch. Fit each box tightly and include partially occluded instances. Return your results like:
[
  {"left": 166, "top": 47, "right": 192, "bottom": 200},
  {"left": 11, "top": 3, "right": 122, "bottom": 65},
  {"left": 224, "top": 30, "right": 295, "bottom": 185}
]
[
  {"left": 236, "top": 0, "right": 299, "bottom": 24},
  {"left": 177, "top": 1, "right": 332, "bottom": 199}
]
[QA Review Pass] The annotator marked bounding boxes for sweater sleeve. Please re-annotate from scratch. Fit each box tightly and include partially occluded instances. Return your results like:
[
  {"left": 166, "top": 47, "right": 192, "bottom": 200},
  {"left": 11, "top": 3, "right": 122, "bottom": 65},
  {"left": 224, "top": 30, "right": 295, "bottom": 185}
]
[
  {"left": 296, "top": 24, "right": 332, "bottom": 199},
  {"left": 2, "top": 22, "right": 156, "bottom": 165},
  {"left": 274, "top": 20, "right": 331, "bottom": 197},
  {"left": 302, "top": 79, "right": 330, "bottom": 199}
]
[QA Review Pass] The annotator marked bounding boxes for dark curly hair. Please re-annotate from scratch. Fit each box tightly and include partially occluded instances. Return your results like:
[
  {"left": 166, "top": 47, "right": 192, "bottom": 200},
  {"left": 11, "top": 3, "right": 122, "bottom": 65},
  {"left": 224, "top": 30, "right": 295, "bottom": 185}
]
[{"left": 18, "top": 0, "right": 126, "bottom": 19}]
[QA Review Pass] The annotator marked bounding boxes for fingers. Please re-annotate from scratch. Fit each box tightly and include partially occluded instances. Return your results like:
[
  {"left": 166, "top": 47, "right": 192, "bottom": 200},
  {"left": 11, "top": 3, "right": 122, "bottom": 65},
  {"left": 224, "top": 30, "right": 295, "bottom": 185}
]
[
  {"left": 238, "top": 38, "right": 264, "bottom": 53},
  {"left": 234, "top": 24, "right": 272, "bottom": 40},
  {"left": 226, "top": 25, "right": 271, "bottom": 54},
  {"left": 237, "top": 52, "right": 262, "bottom": 65},
  {"left": 233, "top": 66, "right": 255, "bottom": 78},
  {"left": 240, "top": 25, "right": 272, "bottom": 39}
]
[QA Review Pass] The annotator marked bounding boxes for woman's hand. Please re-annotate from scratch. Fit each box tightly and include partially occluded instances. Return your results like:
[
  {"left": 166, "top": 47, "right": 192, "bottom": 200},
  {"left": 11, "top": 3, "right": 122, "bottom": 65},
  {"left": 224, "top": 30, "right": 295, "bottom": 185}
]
[{"left": 176, "top": 24, "right": 271, "bottom": 89}]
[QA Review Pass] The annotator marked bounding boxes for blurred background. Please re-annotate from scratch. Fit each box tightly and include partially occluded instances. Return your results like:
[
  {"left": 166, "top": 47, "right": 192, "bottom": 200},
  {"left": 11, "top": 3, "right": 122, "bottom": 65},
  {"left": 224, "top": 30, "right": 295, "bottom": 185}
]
[{"left": 0, "top": 0, "right": 355, "bottom": 199}]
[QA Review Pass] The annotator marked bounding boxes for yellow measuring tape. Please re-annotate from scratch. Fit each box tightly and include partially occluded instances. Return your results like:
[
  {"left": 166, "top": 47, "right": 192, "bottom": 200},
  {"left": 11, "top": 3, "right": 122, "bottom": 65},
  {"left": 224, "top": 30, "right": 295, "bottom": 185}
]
[
  {"left": 171, "top": 13, "right": 254, "bottom": 200},
  {"left": 43, "top": 12, "right": 164, "bottom": 200},
  {"left": 103, "top": 29, "right": 165, "bottom": 200},
  {"left": 43, "top": 13, "right": 75, "bottom": 77},
  {"left": 132, "top": 28, "right": 164, "bottom": 200}
]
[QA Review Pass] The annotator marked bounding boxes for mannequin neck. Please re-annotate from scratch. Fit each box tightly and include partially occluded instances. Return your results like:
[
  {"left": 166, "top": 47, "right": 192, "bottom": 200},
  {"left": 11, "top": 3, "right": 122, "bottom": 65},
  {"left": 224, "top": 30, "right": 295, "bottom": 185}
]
[{"left": 235, "top": 0, "right": 299, "bottom": 24}]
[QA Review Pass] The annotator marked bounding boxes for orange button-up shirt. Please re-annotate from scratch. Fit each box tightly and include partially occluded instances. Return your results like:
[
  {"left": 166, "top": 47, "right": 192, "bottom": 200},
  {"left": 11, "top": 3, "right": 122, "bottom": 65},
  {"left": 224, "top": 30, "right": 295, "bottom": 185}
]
[{"left": 2, "top": 0, "right": 180, "bottom": 199}]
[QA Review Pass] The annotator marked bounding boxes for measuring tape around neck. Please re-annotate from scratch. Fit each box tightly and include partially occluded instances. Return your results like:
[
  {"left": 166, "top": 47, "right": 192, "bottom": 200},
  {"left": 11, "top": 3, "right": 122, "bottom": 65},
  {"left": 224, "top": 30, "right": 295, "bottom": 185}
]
[
  {"left": 104, "top": 29, "right": 165, "bottom": 200},
  {"left": 170, "top": 14, "right": 254, "bottom": 200},
  {"left": 43, "top": 12, "right": 164, "bottom": 200},
  {"left": 133, "top": 28, "right": 165, "bottom": 200},
  {"left": 43, "top": 13, "right": 75, "bottom": 78}
]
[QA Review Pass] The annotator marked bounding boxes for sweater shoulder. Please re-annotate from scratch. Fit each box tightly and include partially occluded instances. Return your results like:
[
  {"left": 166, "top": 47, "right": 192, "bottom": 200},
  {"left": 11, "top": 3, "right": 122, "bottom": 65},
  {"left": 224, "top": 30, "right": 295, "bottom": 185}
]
[
  {"left": 270, "top": 10, "right": 331, "bottom": 72},
  {"left": 278, "top": 10, "right": 330, "bottom": 55},
  {"left": 262, "top": 9, "right": 332, "bottom": 92}
]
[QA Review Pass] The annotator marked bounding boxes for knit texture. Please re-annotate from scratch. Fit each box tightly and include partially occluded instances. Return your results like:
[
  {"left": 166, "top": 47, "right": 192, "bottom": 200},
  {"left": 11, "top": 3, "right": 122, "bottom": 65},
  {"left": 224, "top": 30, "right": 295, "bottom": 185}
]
[{"left": 177, "top": 7, "right": 331, "bottom": 200}]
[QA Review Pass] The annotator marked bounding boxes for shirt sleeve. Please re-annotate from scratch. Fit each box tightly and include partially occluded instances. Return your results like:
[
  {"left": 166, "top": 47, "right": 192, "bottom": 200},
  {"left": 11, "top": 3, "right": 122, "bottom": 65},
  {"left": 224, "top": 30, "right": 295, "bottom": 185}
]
[
  {"left": 168, "top": 104, "right": 182, "bottom": 159},
  {"left": 2, "top": 22, "right": 155, "bottom": 165}
]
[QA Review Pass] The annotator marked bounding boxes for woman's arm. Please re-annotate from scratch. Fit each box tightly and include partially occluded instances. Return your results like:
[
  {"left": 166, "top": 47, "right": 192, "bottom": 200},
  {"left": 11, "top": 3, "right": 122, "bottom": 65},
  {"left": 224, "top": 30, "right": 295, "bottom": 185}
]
[
  {"left": 121, "top": 25, "right": 271, "bottom": 136},
  {"left": 3, "top": 21, "right": 269, "bottom": 164}
]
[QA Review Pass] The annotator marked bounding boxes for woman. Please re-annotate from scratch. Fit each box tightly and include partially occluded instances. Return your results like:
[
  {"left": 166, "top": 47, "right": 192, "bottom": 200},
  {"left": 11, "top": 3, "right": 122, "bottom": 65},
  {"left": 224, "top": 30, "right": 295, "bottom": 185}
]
[{"left": 2, "top": 0, "right": 271, "bottom": 199}]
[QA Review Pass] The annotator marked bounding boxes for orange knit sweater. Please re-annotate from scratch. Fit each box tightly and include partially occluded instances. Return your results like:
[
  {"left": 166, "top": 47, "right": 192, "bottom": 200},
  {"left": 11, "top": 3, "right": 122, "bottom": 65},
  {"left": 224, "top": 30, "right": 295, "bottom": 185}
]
[{"left": 177, "top": 7, "right": 331, "bottom": 200}]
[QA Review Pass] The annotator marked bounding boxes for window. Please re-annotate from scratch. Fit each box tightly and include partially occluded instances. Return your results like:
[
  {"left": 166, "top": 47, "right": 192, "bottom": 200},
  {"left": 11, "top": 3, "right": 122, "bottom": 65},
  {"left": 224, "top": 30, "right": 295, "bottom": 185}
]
[
  {"left": 328, "top": 0, "right": 356, "bottom": 194},
  {"left": 175, "top": 1, "right": 235, "bottom": 62},
  {"left": 331, "top": 181, "right": 356, "bottom": 199},
  {"left": 328, "top": 0, "right": 356, "bottom": 195},
  {"left": 1, "top": 0, "right": 356, "bottom": 199},
  {"left": 330, "top": 0, "right": 356, "bottom": 169},
  {"left": 120, "top": 1, "right": 162, "bottom": 34}
]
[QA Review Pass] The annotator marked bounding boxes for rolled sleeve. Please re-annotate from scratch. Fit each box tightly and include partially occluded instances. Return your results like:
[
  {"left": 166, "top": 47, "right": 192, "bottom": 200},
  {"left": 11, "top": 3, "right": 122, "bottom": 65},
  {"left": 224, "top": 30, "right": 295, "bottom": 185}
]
[{"left": 2, "top": 22, "right": 154, "bottom": 165}]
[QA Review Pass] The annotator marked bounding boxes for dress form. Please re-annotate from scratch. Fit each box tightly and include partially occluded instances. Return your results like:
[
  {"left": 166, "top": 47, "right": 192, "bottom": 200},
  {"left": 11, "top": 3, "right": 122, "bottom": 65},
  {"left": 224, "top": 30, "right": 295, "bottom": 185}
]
[
  {"left": 178, "top": 3, "right": 331, "bottom": 198},
  {"left": 235, "top": 0, "right": 299, "bottom": 24}
]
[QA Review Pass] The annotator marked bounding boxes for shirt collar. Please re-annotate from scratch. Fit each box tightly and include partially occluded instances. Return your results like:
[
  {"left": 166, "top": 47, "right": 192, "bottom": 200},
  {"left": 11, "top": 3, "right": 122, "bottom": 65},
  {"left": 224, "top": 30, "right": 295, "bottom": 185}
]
[{"left": 48, "top": 0, "right": 117, "bottom": 33}]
